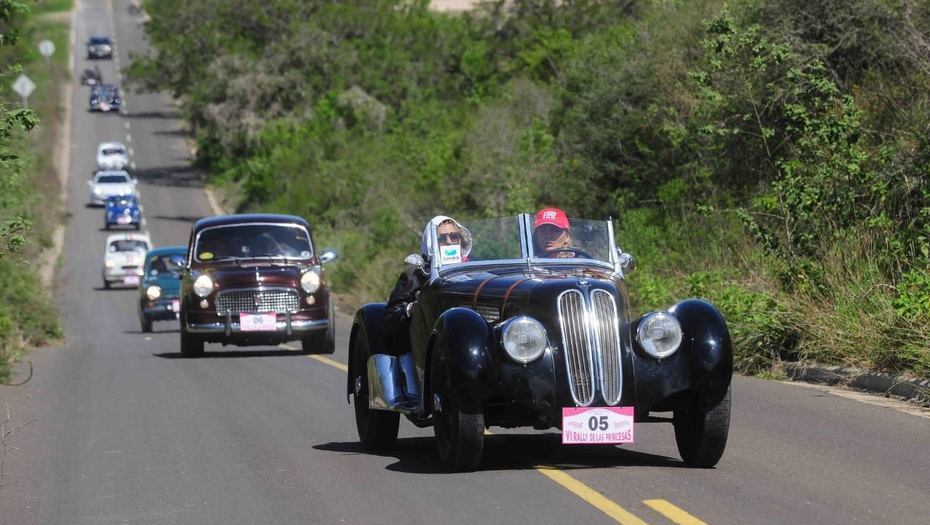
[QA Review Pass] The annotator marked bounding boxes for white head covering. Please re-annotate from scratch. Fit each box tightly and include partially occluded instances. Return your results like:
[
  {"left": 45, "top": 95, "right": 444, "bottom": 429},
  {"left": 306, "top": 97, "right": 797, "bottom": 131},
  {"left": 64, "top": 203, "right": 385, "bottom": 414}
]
[{"left": 420, "top": 215, "right": 473, "bottom": 260}]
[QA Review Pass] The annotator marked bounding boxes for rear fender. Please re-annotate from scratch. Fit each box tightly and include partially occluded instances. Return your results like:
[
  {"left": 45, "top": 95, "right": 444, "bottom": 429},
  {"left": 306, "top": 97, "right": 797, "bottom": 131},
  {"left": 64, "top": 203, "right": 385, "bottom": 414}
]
[
  {"left": 430, "top": 307, "right": 492, "bottom": 413},
  {"left": 346, "top": 302, "right": 387, "bottom": 402}
]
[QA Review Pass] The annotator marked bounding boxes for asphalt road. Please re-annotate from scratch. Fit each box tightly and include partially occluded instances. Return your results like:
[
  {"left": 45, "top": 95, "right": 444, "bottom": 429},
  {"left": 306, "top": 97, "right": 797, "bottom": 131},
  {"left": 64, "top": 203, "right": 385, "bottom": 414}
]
[{"left": 2, "top": 1, "right": 929, "bottom": 524}]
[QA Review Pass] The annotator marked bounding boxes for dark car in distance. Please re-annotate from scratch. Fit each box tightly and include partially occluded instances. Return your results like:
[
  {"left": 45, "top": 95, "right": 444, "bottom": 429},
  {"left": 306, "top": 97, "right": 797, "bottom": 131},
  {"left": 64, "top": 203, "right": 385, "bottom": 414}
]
[
  {"left": 348, "top": 215, "right": 733, "bottom": 471},
  {"left": 89, "top": 83, "right": 121, "bottom": 112},
  {"left": 87, "top": 36, "right": 113, "bottom": 59},
  {"left": 179, "top": 214, "right": 338, "bottom": 357},
  {"left": 139, "top": 246, "right": 186, "bottom": 332}
]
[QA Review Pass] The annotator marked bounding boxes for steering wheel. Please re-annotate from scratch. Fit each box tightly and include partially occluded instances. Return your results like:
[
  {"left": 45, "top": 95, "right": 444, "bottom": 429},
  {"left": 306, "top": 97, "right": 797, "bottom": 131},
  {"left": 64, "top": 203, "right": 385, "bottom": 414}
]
[{"left": 542, "top": 248, "right": 593, "bottom": 259}]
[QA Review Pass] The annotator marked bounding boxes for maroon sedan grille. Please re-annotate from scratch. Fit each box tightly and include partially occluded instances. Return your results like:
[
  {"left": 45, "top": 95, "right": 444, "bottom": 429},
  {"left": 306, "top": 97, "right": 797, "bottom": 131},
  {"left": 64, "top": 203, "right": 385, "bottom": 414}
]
[{"left": 215, "top": 288, "right": 299, "bottom": 315}]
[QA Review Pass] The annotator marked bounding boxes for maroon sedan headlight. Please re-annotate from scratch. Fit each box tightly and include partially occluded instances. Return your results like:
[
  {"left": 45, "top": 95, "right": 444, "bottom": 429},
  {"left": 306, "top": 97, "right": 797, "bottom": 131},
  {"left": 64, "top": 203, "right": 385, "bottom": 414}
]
[
  {"left": 300, "top": 270, "right": 321, "bottom": 294},
  {"left": 193, "top": 275, "right": 214, "bottom": 297}
]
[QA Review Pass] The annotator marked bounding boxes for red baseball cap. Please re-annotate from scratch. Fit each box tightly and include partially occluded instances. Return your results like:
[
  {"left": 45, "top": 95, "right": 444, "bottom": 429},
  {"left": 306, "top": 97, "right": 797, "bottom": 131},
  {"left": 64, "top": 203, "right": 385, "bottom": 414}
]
[{"left": 534, "top": 207, "right": 570, "bottom": 230}]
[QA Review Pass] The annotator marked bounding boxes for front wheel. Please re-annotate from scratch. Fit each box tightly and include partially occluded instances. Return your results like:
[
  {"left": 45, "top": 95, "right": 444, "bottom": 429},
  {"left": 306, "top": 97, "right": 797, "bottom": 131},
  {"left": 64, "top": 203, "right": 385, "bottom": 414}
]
[
  {"left": 431, "top": 349, "right": 484, "bottom": 472},
  {"left": 180, "top": 326, "right": 204, "bottom": 357},
  {"left": 301, "top": 302, "right": 335, "bottom": 354},
  {"left": 140, "top": 315, "right": 152, "bottom": 333},
  {"left": 352, "top": 332, "right": 399, "bottom": 450},
  {"left": 674, "top": 386, "right": 731, "bottom": 468}
]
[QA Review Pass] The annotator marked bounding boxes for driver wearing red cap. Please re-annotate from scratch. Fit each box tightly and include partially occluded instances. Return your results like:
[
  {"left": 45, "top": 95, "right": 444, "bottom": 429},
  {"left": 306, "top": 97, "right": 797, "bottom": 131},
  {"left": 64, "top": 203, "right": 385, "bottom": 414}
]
[{"left": 533, "top": 207, "right": 576, "bottom": 258}]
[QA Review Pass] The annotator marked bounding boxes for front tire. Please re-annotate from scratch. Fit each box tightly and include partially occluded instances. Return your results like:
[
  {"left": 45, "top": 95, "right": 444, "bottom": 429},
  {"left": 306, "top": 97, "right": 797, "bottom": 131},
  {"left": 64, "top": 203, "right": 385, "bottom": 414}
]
[
  {"left": 180, "top": 326, "right": 204, "bottom": 357},
  {"left": 431, "top": 349, "right": 484, "bottom": 472},
  {"left": 301, "top": 301, "right": 335, "bottom": 354},
  {"left": 674, "top": 386, "right": 731, "bottom": 468},
  {"left": 352, "top": 331, "right": 399, "bottom": 450},
  {"left": 140, "top": 315, "right": 152, "bottom": 333}
]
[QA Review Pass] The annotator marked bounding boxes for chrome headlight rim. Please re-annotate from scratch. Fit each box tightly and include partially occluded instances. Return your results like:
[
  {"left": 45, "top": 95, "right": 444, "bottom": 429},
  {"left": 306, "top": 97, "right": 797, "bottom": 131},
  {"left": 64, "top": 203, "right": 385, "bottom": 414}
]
[
  {"left": 193, "top": 274, "right": 214, "bottom": 298},
  {"left": 500, "top": 315, "right": 548, "bottom": 364},
  {"left": 636, "top": 311, "right": 683, "bottom": 359},
  {"left": 145, "top": 285, "right": 162, "bottom": 301},
  {"left": 300, "top": 269, "right": 321, "bottom": 294}
]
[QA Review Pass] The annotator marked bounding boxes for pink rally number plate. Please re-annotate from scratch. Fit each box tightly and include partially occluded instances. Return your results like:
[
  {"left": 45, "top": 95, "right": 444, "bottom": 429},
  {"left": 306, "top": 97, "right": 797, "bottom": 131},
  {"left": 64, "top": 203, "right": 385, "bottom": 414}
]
[
  {"left": 240, "top": 312, "right": 276, "bottom": 332},
  {"left": 562, "top": 406, "right": 635, "bottom": 445}
]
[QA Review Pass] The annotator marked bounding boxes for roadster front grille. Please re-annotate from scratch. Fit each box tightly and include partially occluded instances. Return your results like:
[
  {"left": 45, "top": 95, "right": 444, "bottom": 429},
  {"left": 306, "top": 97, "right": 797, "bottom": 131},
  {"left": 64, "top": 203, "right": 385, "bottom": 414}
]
[
  {"left": 558, "top": 289, "right": 624, "bottom": 406},
  {"left": 558, "top": 290, "right": 597, "bottom": 406},
  {"left": 215, "top": 288, "right": 299, "bottom": 315},
  {"left": 591, "top": 289, "right": 623, "bottom": 405}
]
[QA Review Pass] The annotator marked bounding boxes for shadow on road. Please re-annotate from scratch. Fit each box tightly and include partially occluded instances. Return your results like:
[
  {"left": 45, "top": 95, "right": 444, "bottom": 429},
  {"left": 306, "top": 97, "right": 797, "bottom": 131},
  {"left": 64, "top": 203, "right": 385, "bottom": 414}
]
[
  {"left": 151, "top": 214, "right": 203, "bottom": 223},
  {"left": 154, "top": 349, "right": 308, "bottom": 359},
  {"left": 93, "top": 286, "right": 134, "bottom": 292},
  {"left": 133, "top": 165, "right": 203, "bottom": 188},
  {"left": 124, "top": 329, "right": 180, "bottom": 335},
  {"left": 314, "top": 433, "right": 684, "bottom": 474},
  {"left": 124, "top": 110, "right": 181, "bottom": 120},
  {"left": 154, "top": 128, "right": 189, "bottom": 138}
]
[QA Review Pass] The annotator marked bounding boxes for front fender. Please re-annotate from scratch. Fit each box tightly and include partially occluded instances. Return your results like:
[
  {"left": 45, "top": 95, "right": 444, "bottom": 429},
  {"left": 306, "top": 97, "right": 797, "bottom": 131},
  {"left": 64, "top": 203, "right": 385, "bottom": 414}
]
[
  {"left": 670, "top": 299, "right": 733, "bottom": 392},
  {"left": 633, "top": 299, "right": 733, "bottom": 411},
  {"left": 346, "top": 302, "right": 387, "bottom": 402},
  {"left": 430, "top": 307, "right": 492, "bottom": 413}
]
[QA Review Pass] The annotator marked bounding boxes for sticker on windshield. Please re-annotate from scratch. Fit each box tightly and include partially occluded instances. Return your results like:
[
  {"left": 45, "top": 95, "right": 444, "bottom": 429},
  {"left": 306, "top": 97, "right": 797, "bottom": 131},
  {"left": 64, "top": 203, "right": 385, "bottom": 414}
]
[
  {"left": 199, "top": 252, "right": 214, "bottom": 260},
  {"left": 300, "top": 250, "right": 311, "bottom": 258},
  {"left": 439, "top": 244, "right": 462, "bottom": 265}
]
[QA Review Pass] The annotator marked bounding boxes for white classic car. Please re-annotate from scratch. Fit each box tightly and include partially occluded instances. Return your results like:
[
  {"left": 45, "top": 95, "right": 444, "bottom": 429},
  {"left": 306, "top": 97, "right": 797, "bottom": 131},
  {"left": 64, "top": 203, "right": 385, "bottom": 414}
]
[
  {"left": 87, "top": 170, "right": 137, "bottom": 206},
  {"left": 102, "top": 233, "right": 151, "bottom": 289},
  {"left": 96, "top": 142, "right": 129, "bottom": 170}
]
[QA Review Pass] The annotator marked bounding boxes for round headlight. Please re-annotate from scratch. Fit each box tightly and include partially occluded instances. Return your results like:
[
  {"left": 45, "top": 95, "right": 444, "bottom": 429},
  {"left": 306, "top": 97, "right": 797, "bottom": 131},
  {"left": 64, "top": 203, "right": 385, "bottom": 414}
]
[
  {"left": 636, "top": 312, "right": 683, "bottom": 359},
  {"left": 501, "top": 316, "right": 548, "bottom": 364},
  {"left": 193, "top": 275, "right": 213, "bottom": 298},
  {"left": 300, "top": 270, "right": 321, "bottom": 294},
  {"left": 146, "top": 285, "right": 162, "bottom": 301}
]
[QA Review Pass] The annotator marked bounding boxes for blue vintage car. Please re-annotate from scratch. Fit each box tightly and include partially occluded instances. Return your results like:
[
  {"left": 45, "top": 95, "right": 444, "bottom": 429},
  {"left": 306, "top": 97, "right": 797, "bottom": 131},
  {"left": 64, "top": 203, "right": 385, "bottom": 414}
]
[
  {"left": 138, "top": 246, "right": 187, "bottom": 332},
  {"left": 104, "top": 194, "right": 141, "bottom": 230}
]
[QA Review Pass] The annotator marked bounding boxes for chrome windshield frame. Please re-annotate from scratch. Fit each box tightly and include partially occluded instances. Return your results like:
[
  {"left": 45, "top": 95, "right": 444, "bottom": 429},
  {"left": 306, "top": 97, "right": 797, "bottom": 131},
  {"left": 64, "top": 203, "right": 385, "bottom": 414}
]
[
  {"left": 190, "top": 222, "right": 314, "bottom": 266},
  {"left": 431, "top": 214, "right": 622, "bottom": 278}
]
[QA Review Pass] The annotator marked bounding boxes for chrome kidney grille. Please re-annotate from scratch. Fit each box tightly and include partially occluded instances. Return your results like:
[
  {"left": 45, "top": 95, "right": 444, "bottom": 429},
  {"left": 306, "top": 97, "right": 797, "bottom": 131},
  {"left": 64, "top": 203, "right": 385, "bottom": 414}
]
[
  {"left": 558, "top": 289, "right": 624, "bottom": 406},
  {"left": 216, "top": 288, "right": 299, "bottom": 315},
  {"left": 591, "top": 289, "right": 623, "bottom": 405}
]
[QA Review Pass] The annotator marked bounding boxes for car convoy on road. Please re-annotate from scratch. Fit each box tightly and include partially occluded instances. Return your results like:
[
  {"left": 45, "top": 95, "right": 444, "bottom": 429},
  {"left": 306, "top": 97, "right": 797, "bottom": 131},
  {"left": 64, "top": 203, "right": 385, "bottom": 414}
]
[{"left": 82, "top": 33, "right": 732, "bottom": 472}]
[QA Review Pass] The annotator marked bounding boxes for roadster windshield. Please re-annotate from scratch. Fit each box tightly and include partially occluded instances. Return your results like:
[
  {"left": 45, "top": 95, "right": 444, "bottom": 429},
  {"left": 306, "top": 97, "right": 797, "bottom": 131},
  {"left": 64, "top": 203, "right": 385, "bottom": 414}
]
[
  {"left": 529, "top": 217, "right": 613, "bottom": 262},
  {"left": 430, "top": 217, "right": 523, "bottom": 266},
  {"left": 194, "top": 223, "right": 313, "bottom": 262},
  {"left": 434, "top": 214, "right": 616, "bottom": 270}
]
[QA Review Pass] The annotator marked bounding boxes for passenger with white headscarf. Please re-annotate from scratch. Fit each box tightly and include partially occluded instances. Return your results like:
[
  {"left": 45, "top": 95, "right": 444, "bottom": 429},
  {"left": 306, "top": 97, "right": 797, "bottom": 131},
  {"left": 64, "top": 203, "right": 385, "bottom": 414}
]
[{"left": 375, "top": 215, "right": 471, "bottom": 409}]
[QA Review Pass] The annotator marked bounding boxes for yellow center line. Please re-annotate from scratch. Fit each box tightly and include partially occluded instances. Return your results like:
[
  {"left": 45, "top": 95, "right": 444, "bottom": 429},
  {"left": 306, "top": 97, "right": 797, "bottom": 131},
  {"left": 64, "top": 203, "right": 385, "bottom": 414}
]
[
  {"left": 280, "top": 344, "right": 350, "bottom": 372},
  {"left": 643, "top": 499, "right": 709, "bottom": 525},
  {"left": 534, "top": 466, "right": 651, "bottom": 525},
  {"left": 484, "top": 430, "right": 649, "bottom": 524},
  {"left": 309, "top": 354, "right": 348, "bottom": 372}
]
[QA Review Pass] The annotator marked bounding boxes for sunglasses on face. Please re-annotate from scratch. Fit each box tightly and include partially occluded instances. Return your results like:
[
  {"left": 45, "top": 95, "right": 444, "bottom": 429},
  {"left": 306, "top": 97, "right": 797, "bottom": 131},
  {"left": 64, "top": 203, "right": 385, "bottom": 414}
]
[{"left": 438, "top": 232, "right": 462, "bottom": 243}]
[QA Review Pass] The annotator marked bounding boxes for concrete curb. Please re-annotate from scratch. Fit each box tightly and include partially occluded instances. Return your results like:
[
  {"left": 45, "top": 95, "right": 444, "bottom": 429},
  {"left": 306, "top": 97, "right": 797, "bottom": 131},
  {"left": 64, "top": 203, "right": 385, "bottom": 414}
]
[{"left": 783, "top": 362, "right": 930, "bottom": 407}]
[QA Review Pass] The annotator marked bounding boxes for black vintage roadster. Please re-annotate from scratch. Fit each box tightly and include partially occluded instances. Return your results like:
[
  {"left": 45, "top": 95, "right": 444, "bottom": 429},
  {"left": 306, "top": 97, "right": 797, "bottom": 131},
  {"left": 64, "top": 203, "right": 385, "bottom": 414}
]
[{"left": 347, "top": 215, "right": 732, "bottom": 471}]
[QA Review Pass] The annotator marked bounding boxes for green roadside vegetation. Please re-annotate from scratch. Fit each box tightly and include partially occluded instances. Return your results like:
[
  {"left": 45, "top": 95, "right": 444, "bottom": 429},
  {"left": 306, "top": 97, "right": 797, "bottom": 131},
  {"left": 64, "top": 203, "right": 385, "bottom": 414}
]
[
  {"left": 0, "top": 0, "right": 71, "bottom": 380},
  {"left": 129, "top": 0, "right": 930, "bottom": 378}
]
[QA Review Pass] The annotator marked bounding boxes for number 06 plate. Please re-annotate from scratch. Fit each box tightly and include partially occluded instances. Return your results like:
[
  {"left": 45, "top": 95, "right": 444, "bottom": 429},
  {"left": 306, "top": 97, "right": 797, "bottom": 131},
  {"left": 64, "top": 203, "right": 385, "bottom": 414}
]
[{"left": 562, "top": 407, "right": 635, "bottom": 445}]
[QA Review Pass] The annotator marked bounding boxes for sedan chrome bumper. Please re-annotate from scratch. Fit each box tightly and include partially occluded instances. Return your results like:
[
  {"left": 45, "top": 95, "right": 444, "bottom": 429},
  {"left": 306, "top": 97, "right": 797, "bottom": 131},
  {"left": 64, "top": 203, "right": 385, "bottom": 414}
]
[{"left": 185, "top": 318, "right": 328, "bottom": 335}]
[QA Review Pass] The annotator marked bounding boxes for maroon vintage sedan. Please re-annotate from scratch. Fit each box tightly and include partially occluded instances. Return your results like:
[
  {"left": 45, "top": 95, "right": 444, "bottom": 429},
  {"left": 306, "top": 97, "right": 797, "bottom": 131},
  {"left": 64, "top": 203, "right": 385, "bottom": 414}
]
[{"left": 179, "top": 214, "right": 337, "bottom": 357}]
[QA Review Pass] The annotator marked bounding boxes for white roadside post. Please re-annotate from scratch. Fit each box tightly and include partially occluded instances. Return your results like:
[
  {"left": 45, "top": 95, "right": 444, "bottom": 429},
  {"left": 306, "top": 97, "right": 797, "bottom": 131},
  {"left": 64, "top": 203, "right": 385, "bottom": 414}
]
[
  {"left": 38, "top": 39, "right": 56, "bottom": 67},
  {"left": 12, "top": 74, "right": 36, "bottom": 108}
]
